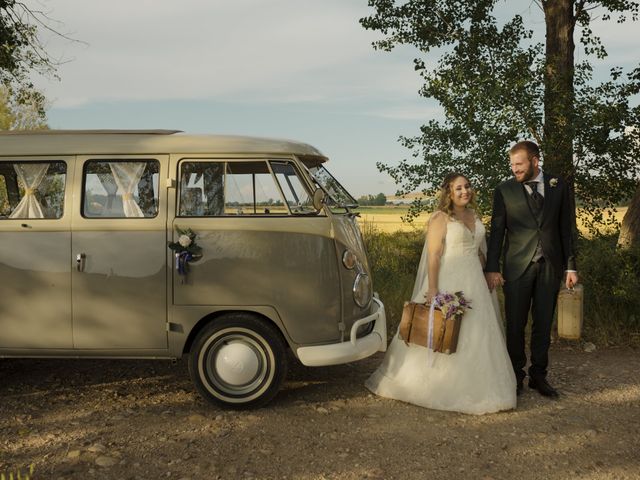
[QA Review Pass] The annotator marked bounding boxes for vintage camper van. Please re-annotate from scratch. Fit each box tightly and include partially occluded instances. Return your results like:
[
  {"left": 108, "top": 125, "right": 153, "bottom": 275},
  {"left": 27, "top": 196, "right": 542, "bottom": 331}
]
[{"left": 0, "top": 130, "right": 386, "bottom": 408}]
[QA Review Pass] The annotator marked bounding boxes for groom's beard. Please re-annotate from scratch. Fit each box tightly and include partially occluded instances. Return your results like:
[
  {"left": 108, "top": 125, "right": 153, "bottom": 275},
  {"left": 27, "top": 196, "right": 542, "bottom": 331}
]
[{"left": 516, "top": 163, "right": 536, "bottom": 183}]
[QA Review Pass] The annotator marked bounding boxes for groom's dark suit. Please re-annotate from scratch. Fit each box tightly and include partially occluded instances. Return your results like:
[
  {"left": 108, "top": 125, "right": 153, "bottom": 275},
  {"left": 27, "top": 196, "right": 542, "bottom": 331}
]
[{"left": 486, "top": 172, "right": 576, "bottom": 382}]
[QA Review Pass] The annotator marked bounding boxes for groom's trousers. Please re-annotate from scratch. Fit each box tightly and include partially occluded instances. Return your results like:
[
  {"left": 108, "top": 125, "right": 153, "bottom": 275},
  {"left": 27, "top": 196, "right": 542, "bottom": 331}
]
[{"left": 504, "top": 258, "right": 561, "bottom": 381}]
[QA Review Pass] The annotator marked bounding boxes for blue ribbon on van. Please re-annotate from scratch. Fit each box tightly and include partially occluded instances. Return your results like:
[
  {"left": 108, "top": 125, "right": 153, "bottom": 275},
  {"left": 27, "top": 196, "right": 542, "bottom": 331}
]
[{"left": 175, "top": 251, "right": 193, "bottom": 276}]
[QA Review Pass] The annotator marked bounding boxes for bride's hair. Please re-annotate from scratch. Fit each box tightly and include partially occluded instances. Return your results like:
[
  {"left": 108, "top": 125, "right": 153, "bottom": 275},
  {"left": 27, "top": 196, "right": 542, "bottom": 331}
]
[{"left": 437, "top": 172, "right": 477, "bottom": 216}]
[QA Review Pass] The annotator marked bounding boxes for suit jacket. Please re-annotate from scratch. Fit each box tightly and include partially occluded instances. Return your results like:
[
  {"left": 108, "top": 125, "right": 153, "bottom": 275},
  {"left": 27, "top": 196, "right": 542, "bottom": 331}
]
[{"left": 486, "top": 173, "right": 576, "bottom": 281}]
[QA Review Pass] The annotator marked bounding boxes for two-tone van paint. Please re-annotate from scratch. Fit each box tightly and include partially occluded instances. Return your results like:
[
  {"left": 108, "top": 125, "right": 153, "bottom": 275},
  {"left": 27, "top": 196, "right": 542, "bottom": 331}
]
[{"left": 0, "top": 130, "right": 386, "bottom": 408}]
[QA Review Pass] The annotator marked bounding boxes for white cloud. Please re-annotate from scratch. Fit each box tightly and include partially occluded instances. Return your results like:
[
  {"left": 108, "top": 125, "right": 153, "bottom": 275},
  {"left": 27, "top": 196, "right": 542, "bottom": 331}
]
[
  {"left": 33, "top": 0, "right": 638, "bottom": 110},
  {"left": 34, "top": 0, "right": 423, "bottom": 108}
]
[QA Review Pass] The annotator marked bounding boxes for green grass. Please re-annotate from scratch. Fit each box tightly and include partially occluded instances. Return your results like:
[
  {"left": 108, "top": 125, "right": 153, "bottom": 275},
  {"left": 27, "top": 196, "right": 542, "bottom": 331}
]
[{"left": 361, "top": 220, "right": 423, "bottom": 340}]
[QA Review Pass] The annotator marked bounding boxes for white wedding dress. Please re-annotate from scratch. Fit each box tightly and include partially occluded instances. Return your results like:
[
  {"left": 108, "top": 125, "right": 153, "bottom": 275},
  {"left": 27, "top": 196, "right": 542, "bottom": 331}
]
[{"left": 365, "top": 217, "right": 517, "bottom": 414}]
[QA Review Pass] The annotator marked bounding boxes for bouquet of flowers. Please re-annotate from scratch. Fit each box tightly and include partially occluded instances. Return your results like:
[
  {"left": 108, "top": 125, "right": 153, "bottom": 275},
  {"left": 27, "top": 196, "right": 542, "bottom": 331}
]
[
  {"left": 168, "top": 227, "right": 202, "bottom": 277},
  {"left": 432, "top": 291, "right": 472, "bottom": 321}
]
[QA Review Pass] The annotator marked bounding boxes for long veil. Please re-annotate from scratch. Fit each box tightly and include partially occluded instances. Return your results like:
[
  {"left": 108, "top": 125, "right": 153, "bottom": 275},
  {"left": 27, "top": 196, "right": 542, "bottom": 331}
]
[{"left": 410, "top": 231, "right": 430, "bottom": 303}]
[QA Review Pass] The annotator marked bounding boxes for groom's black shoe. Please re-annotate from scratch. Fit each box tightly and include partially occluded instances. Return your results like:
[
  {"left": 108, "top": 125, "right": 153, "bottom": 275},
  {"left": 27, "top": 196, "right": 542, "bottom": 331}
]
[{"left": 529, "top": 376, "right": 559, "bottom": 399}]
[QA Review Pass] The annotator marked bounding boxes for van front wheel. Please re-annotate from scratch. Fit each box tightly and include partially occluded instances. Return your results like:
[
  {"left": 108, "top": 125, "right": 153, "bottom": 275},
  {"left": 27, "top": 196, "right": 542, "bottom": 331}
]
[{"left": 189, "top": 314, "right": 288, "bottom": 409}]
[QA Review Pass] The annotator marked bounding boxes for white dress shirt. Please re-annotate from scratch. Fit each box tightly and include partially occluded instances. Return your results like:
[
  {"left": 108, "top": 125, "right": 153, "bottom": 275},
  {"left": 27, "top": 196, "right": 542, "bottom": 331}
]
[{"left": 525, "top": 169, "right": 545, "bottom": 197}]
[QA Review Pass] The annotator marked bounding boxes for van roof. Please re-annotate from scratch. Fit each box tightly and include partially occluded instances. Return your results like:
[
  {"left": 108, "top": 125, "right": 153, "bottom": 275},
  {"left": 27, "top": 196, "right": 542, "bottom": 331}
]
[{"left": 0, "top": 129, "right": 328, "bottom": 165}]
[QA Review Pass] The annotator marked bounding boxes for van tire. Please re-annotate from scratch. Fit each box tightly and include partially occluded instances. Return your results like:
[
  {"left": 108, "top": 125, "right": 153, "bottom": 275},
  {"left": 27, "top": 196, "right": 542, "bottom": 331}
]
[{"left": 188, "top": 313, "right": 288, "bottom": 409}]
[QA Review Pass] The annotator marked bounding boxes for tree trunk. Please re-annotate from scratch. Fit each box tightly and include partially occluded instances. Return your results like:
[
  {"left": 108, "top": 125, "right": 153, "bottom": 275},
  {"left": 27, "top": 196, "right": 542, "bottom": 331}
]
[
  {"left": 543, "top": 0, "right": 576, "bottom": 191},
  {"left": 618, "top": 183, "right": 640, "bottom": 248},
  {"left": 543, "top": 0, "right": 578, "bottom": 241}
]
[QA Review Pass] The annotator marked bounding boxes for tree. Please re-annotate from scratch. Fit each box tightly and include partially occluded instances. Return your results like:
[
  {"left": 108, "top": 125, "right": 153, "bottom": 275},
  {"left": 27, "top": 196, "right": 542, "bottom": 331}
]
[
  {"left": 357, "top": 192, "right": 388, "bottom": 206},
  {"left": 0, "top": 84, "right": 47, "bottom": 129},
  {"left": 1, "top": 0, "right": 66, "bottom": 120},
  {"left": 1, "top": 1, "right": 58, "bottom": 84},
  {"left": 361, "top": 0, "right": 640, "bottom": 237}
]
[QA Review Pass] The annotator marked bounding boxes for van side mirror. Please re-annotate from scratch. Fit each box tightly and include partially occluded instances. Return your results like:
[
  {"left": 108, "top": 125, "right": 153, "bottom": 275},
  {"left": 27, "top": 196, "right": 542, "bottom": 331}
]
[{"left": 312, "top": 188, "right": 326, "bottom": 211}]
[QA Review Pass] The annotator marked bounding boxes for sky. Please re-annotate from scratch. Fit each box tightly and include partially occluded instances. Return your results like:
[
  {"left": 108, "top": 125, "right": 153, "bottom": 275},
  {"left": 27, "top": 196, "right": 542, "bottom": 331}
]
[{"left": 33, "top": 0, "right": 639, "bottom": 197}]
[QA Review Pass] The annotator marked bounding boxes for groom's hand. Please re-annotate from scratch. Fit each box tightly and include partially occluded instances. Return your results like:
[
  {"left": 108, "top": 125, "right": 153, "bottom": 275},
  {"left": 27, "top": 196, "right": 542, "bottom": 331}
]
[
  {"left": 485, "top": 272, "right": 504, "bottom": 291},
  {"left": 565, "top": 271, "right": 578, "bottom": 289}
]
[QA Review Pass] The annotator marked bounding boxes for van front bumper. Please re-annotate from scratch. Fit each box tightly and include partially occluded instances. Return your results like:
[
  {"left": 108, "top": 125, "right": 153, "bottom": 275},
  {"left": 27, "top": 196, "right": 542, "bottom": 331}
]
[{"left": 296, "top": 297, "right": 387, "bottom": 367}]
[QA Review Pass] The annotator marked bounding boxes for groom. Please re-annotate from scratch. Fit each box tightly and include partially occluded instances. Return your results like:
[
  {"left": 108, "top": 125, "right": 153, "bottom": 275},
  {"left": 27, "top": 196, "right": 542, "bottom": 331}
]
[{"left": 485, "top": 141, "right": 578, "bottom": 398}]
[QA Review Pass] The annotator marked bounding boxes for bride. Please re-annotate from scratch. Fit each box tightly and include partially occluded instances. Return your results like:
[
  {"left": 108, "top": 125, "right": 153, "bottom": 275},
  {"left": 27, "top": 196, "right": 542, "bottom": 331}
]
[{"left": 366, "top": 173, "right": 517, "bottom": 414}]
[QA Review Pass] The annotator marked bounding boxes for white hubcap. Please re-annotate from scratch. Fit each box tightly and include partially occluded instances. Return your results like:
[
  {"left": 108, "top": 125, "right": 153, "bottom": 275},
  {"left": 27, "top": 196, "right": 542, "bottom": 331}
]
[{"left": 214, "top": 340, "right": 260, "bottom": 386}]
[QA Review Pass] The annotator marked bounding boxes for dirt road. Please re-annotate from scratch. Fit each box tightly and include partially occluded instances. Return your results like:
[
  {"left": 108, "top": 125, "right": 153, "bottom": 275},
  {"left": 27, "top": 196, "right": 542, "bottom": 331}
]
[{"left": 1, "top": 344, "right": 639, "bottom": 480}]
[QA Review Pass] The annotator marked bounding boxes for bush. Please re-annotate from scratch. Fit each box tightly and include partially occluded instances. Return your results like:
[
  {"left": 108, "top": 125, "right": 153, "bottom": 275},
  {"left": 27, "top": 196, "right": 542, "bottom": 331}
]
[
  {"left": 577, "top": 235, "right": 640, "bottom": 345},
  {"left": 362, "top": 221, "right": 424, "bottom": 339}
]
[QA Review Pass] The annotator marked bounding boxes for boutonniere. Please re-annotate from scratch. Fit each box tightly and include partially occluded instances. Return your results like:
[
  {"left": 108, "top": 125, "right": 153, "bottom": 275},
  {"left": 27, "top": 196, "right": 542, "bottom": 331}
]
[{"left": 549, "top": 178, "right": 558, "bottom": 187}]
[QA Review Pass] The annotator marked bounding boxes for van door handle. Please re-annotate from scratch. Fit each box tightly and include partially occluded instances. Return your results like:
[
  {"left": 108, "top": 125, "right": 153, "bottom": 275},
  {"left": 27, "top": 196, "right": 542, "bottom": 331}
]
[{"left": 76, "top": 253, "right": 86, "bottom": 272}]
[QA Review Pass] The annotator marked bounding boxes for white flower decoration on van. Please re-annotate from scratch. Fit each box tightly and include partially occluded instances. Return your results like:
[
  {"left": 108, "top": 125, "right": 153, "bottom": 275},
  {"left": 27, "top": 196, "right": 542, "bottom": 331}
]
[
  {"left": 178, "top": 234, "right": 192, "bottom": 248},
  {"left": 168, "top": 227, "right": 202, "bottom": 279}
]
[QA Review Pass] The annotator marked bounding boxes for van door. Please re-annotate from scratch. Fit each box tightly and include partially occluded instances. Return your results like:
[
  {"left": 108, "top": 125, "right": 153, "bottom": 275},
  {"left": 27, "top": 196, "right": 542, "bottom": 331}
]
[
  {"left": 71, "top": 156, "right": 168, "bottom": 349},
  {"left": 0, "top": 158, "right": 74, "bottom": 349},
  {"left": 172, "top": 158, "right": 342, "bottom": 344}
]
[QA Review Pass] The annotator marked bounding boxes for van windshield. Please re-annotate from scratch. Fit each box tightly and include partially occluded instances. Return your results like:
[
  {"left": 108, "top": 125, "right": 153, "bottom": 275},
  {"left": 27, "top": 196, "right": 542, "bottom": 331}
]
[{"left": 308, "top": 165, "right": 358, "bottom": 209}]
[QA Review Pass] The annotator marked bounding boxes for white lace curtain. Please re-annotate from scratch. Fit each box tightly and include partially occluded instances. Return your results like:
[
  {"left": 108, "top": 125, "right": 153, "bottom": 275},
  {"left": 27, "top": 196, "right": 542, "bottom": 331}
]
[
  {"left": 9, "top": 164, "right": 49, "bottom": 219},
  {"left": 97, "top": 172, "right": 118, "bottom": 210},
  {"left": 109, "top": 162, "right": 146, "bottom": 218}
]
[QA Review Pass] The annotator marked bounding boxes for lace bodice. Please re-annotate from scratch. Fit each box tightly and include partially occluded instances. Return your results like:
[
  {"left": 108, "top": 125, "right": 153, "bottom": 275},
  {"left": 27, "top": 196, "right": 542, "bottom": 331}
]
[{"left": 441, "top": 217, "right": 485, "bottom": 259}]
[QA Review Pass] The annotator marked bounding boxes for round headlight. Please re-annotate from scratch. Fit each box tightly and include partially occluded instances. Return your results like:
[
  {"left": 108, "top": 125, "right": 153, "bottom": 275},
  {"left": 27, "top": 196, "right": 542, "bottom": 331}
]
[
  {"left": 342, "top": 250, "right": 358, "bottom": 270},
  {"left": 353, "top": 273, "right": 372, "bottom": 308}
]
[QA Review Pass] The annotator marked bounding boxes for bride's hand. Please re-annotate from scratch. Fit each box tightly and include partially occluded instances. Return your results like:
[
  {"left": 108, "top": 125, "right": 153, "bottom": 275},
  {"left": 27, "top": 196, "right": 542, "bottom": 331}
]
[
  {"left": 425, "top": 288, "right": 439, "bottom": 304},
  {"left": 485, "top": 272, "right": 504, "bottom": 291}
]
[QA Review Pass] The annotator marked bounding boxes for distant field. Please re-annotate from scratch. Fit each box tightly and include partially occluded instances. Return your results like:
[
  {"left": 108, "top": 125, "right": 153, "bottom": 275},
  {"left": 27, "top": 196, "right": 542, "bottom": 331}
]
[
  {"left": 357, "top": 205, "right": 628, "bottom": 234},
  {"left": 358, "top": 207, "right": 429, "bottom": 233}
]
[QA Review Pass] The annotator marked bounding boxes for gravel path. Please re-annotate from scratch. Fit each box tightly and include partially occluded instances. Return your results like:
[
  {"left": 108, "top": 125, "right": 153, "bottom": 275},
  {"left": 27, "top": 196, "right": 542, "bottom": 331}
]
[{"left": 1, "top": 344, "right": 639, "bottom": 480}]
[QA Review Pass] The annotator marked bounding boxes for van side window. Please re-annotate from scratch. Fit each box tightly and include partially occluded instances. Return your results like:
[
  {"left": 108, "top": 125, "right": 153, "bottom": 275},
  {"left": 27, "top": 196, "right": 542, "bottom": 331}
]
[
  {"left": 178, "top": 161, "right": 290, "bottom": 216},
  {"left": 270, "top": 162, "right": 315, "bottom": 214},
  {"left": 0, "top": 161, "right": 67, "bottom": 219},
  {"left": 179, "top": 161, "right": 225, "bottom": 216},
  {"left": 225, "top": 161, "right": 288, "bottom": 215},
  {"left": 83, "top": 160, "right": 159, "bottom": 218}
]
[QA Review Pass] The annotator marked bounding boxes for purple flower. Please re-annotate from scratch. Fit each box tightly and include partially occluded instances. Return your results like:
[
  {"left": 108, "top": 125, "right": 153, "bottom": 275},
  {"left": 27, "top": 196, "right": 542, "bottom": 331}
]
[{"left": 432, "top": 291, "right": 472, "bottom": 321}]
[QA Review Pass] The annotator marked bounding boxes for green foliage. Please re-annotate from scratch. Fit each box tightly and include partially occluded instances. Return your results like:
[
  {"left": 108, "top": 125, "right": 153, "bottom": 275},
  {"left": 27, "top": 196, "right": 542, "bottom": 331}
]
[
  {"left": 362, "top": 2, "right": 540, "bottom": 218},
  {"left": 574, "top": 64, "right": 640, "bottom": 227},
  {"left": 0, "top": 85, "right": 47, "bottom": 130},
  {"left": 361, "top": 1, "right": 640, "bottom": 229},
  {"left": 362, "top": 222, "right": 423, "bottom": 337},
  {"left": 0, "top": 1, "right": 61, "bottom": 119},
  {"left": 0, "top": 2, "right": 57, "bottom": 79},
  {"left": 577, "top": 234, "right": 640, "bottom": 345},
  {"left": 357, "top": 192, "right": 387, "bottom": 206}
]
